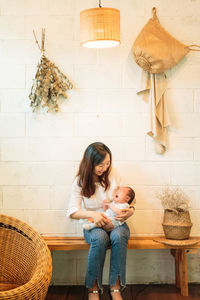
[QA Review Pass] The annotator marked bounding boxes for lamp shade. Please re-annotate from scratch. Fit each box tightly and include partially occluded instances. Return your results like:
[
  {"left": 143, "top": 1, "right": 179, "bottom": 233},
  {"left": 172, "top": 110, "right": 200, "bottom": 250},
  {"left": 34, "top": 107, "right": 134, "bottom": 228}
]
[{"left": 80, "top": 7, "right": 120, "bottom": 48}]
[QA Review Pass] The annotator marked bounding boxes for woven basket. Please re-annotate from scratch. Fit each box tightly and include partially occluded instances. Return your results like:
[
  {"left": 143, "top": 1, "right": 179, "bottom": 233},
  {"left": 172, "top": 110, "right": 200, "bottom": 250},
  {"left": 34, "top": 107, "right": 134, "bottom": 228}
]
[
  {"left": 162, "top": 209, "right": 192, "bottom": 240},
  {"left": 0, "top": 214, "right": 52, "bottom": 300}
]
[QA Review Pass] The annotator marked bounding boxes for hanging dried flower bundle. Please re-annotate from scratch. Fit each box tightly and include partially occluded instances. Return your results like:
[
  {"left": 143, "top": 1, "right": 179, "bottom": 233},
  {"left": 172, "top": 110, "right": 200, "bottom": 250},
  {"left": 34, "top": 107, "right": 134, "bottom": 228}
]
[
  {"left": 156, "top": 186, "right": 190, "bottom": 213},
  {"left": 29, "top": 29, "right": 73, "bottom": 112}
]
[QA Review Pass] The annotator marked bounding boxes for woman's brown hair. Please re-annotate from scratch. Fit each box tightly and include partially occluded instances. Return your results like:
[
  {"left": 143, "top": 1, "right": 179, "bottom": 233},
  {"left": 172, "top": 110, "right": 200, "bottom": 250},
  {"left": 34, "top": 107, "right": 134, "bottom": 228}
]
[{"left": 77, "top": 142, "right": 112, "bottom": 198}]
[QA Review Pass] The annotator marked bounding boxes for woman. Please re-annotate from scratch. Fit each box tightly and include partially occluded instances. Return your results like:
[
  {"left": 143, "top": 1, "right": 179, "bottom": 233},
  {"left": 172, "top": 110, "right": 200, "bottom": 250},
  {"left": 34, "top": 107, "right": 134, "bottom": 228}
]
[{"left": 67, "top": 142, "right": 134, "bottom": 300}]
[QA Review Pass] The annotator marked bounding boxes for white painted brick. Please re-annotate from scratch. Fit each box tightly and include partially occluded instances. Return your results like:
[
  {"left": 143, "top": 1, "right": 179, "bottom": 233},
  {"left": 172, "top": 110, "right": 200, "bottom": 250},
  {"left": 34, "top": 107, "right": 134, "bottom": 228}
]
[
  {"left": 60, "top": 89, "right": 97, "bottom": 113},
  {"left": 167, "top": 65, "right": 200, "bottom": 89},
  {"left": 26, "top": 113, "right": 74, "bottom": 137},
  {"left": 0, "top": 113, "right": 25, "bottom": 137},
  {"left": 190, "top": 210, "right": 200, "bottom": 235},
  {"left": 120, "top": 0, "right": 144, "bottom": 16},
  {"left": 25, "top": 64, "right": 37, "bottom": 91},
  {"left": 194, "top": 89, "right": 200, "bottom": 112},
  {"left": 0, "top": 89, "right": 31, "bottom": 113},
  {"left": 161, "top": 16, "right": 200, "bottom": 44},
  {"left": 1, "top": 137, "right": 91, "bottom": 162},
  {"left": 74, "top": 65, "right": 99, "bottom": 89},
  {"left": 74, "top": 64, "right": 122, "bottom": 89},
  {"left": 165, "top": 89, "right": 193, "bottom": 113},
  {"left": 25, "top": 16, "right": 74, "bottom": 40},
  {"left": 1, "top": 0, "right": 76, "bottom": 16},
  {"left": 145, "top": 136, "right": 194, "bottom": 161},
  {"left": 121, "top": 16, "right": 145, "bottom": 43},
  {"left": 169, "top": 113, "right": 200, "bottom": 137},
  {"left": 194, "top": 138, "right": 200, "bottom": 160},
  {"left": 3, "top": 186, "right": 52, "bottom": 209},
  {"left": 100, "top": 137, "right": 145, "bottom": 161},
  {"left": 135, "top": 185, "right": 200, "bottom": 211},
  {"left": 75, "top": 113, "right": 125, "bottom": 137},
  {"left": 0, "top": 40, "right": 40, "bottom": 65},
  {"left": 47, "top": 41, "right": 97, "bottom": 66},
  {"left": 50, "top": 185, "right": 71, "bottom": 210},
  {"left": 180, "top": 186, "right": 200, "bottom": 210},
  {"left": 0, "top": 65, "right": 25, "bottom": 88},
  {"left": 28, "top": 210, "right": 76, "bottom": 235},
  {"left": 97, "top": 89, "right": 145, "bottom": 113},
  {"left": 0, "top": 162, "right": 75, "bottom": 185},
  {"left": 171, "top": 163, "right": 200, "bottom": 185},
  {"left": 115, "top": 162, "right": 170, "bottom": 185},
  {"left": 127, "top": 210, "right": 164, "bottom": 235},
  {"left": 145, "top": 0, "right": 200, "bottom": 17},
  {"left": 123, "top": 55, "right": 143, "bottom": 88},
  {"left": 122, "top": 113, "right": 147, "bottom": 137},
  {"left": 98, "top": 43, "right": 131, "bottom": 65},
  {"left": 133, "top": 185, "right": 163, "bottom": 210},
  {"left": 0, "top": 16, "right": 25, "bottom": 39},
  {"left": 1, "top": 137, "right": 96, "bottom": 162}
]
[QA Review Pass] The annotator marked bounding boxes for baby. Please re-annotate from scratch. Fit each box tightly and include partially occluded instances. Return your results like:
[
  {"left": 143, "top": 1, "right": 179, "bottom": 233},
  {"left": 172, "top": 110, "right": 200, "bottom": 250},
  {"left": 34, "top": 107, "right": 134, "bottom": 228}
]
[{"left": 83, "top": 186, "right": 135, "bottom": 231}]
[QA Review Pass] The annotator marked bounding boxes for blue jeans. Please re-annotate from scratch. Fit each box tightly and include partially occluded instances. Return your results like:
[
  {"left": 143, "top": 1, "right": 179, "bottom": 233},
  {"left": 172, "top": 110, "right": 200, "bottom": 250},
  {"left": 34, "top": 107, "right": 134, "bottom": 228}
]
[{"left": 83, "top": 223, "right": 130, "bottom": 290}]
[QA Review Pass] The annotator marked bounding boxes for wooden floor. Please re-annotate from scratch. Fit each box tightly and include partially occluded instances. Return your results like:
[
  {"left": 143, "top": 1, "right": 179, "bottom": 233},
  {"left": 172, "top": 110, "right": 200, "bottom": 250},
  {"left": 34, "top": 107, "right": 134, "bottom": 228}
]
[{"left": 45, "top": 284, "right": 200, "bottom": 299}]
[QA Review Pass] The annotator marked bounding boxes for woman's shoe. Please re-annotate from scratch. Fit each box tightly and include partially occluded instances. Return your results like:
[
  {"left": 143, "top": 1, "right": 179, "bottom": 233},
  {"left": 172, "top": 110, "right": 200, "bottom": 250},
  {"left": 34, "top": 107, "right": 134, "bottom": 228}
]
[
  {"left": 108, "top": 288, "right": 122, "bottom": 300},
  {"left": 88, "top": 289, "right": 100, "bottom": 300}
]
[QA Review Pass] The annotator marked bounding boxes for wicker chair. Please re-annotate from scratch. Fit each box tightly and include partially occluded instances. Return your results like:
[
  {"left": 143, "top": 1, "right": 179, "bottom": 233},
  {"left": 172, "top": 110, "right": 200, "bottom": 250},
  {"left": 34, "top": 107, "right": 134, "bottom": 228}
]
[{"left": 0, "top": 214, "right": 52, "bottom": 300}]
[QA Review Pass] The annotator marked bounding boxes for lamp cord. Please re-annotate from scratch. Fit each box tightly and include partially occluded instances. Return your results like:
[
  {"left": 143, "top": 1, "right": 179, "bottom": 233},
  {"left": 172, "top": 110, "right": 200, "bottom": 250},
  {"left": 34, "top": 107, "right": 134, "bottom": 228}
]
[{"left": 99, "top": 0, "right": 102, "bottom": 8}]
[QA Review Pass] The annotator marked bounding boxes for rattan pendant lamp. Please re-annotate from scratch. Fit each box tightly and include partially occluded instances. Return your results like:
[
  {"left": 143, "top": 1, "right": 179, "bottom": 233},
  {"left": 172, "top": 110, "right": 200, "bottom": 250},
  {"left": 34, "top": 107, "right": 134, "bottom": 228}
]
[{"left": 80, "top": 0, "right": 120, "bottom": 48}]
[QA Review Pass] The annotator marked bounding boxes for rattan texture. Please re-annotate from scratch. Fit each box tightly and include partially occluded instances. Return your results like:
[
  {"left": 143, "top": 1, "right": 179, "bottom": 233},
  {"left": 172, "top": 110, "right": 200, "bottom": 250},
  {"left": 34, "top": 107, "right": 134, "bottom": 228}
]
[
  {"left": 0, "top": 214, "right": 52, "bottom": 300},
  {"left": 80, "top": 7, "right": 120, "bottom": 44},
  {"left": 162, "top": 210, "right": 192, "bottom": 240}
]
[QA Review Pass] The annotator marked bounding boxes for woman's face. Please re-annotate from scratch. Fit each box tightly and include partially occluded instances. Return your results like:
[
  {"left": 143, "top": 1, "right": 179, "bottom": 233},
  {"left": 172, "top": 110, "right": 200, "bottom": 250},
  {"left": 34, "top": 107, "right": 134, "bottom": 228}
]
[{"left": 94, "top": 153, "right": 111, "bottom": 177}]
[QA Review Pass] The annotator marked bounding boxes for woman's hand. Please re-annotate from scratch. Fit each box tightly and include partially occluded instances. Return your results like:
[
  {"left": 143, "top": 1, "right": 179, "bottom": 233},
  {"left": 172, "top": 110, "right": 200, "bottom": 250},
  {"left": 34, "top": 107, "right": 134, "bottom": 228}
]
[
  {"left": 103, "top": 221, "right": 114, "bottom": 231},
  {"left": 114, "top": 207, "right": 134, "bottom": 222},
  {"left": 91, "top": 211, "right": 109, "bottom": 227}
]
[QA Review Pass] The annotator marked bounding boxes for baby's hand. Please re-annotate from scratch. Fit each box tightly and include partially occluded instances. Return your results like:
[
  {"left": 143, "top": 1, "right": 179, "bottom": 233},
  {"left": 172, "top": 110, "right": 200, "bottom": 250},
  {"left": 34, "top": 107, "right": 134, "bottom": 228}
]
[{"left": 102, "top": 198, "right": 111, "bottom": 211}]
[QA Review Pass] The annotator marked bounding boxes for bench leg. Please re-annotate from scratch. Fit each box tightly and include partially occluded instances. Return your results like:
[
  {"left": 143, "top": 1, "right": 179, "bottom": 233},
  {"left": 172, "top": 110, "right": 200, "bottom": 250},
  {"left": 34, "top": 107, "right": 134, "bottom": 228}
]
[
  {"left": 180, "top": 249, "right": 188, "bottom": 297},
  {"left": 171, "top": 249, "right": 181, "bottom": 288},
  {"left": 171, "top": 249, "right": 188, "bottom": 297}
]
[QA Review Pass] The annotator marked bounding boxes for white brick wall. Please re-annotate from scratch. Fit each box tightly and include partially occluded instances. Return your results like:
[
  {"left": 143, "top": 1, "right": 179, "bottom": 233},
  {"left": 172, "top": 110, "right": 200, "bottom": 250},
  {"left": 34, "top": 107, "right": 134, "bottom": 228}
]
[{"left": 0, "top": 0, "right": 200, "bottom": 285}]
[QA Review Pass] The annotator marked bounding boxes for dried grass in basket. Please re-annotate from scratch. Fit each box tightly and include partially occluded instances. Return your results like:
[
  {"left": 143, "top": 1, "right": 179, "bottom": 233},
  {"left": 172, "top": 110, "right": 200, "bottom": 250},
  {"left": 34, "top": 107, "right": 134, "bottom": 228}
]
[{"left": 0, "top": 214, "right": 52, "bottom": 300}]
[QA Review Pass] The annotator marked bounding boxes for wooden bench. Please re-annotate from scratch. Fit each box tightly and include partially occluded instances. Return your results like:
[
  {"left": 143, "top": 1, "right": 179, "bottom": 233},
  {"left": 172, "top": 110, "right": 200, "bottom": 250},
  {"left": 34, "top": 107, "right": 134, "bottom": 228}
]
[{"left": 43, "top": 236, "right": 200, "bottom": 297}]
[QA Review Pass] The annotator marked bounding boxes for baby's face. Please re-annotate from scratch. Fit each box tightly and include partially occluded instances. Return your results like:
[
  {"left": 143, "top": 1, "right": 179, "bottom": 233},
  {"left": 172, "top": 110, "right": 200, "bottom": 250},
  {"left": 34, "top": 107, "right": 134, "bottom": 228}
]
[{"left": 113, "top": 187, "right": 130, "bottom": 203}]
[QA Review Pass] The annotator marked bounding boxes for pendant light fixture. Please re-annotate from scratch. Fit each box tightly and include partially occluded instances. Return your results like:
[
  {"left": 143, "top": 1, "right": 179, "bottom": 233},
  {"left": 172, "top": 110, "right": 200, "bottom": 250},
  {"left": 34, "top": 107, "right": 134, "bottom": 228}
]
[{"left": 80, "top": 0, "right": 120, "bottom": 48}]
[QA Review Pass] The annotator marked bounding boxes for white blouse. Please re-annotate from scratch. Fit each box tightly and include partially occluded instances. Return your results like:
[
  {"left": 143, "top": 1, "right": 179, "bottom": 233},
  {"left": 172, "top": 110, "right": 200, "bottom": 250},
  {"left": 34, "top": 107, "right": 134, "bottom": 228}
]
[{"left": 67, "top": 168, "right": 123, "bottom": 217}]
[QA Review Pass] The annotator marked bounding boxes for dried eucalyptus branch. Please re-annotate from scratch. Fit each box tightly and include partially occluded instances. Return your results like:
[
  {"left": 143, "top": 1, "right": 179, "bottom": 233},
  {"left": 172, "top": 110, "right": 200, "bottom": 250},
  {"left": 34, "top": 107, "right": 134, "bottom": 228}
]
[
  {"left": 29, "top": 29, "right": 73, "bottom": 112},
  {"left": 156, "top": 186, "right": 190, "bottom": 212}
]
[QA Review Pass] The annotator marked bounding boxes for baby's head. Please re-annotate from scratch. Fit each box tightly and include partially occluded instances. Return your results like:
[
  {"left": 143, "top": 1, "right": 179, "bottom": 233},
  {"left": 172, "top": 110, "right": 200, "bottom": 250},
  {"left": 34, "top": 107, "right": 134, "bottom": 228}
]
[{"left": 113, "top": 186, "right": 135, "bottom": 204}]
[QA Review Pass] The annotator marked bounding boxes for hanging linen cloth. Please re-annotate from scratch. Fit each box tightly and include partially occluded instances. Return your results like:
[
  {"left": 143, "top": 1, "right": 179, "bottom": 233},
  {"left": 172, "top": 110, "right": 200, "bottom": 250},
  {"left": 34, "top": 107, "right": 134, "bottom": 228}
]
[
  {"left": 132, "top": 7, "right": 200, "bottom": 154},
  {"left": 137, "top": 70, "right": 170, "bottom": 154}
]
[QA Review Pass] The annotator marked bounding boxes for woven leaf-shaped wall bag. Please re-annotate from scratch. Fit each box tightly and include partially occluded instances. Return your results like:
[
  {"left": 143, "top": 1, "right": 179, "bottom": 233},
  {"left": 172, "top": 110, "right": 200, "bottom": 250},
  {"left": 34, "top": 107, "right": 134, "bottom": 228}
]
[{"left": 132, "top": 8, "right": 193, "bottom": 74}]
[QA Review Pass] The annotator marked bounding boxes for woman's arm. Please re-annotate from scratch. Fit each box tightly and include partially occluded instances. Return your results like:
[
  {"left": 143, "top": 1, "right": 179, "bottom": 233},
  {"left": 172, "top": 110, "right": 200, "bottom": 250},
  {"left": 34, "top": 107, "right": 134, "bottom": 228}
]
[
  {"left": 114, "top": 201, "right": 135, "bottom": 222},
  {"left": 71, "top": 209, "right": 109, "bottom": 227}
]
